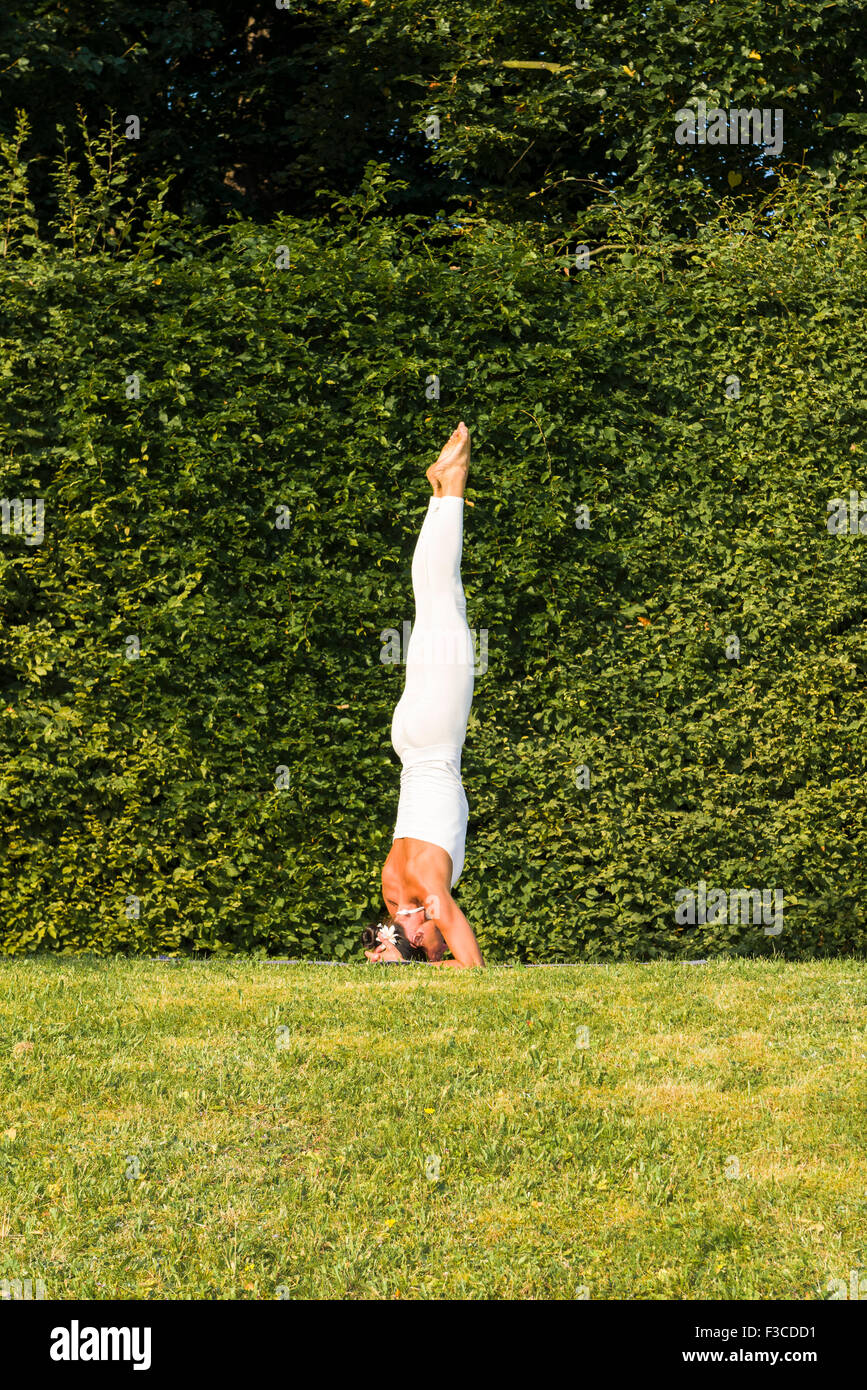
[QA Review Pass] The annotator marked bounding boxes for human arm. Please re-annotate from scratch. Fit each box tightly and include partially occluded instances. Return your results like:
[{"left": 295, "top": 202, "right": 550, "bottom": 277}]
[{"left": 426, "top": 893, "right": 484, "bottom": 969}]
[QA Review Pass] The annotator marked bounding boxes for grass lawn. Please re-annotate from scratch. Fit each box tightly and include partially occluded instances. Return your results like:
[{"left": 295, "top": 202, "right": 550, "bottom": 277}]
[{"left": 1, "top": 956, "right": 864, "bottom": 1300}]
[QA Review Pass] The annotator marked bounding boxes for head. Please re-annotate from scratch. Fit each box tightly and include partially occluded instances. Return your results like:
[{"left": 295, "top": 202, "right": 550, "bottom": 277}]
[{"left": 395, "top": 903, "right": 448, "bottom": 961}]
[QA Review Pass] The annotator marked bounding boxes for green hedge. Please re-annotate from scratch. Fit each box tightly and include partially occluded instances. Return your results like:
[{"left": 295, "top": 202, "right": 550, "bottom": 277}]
[{"left": 0, "top": 160, "right": 865, "bottom": 960}]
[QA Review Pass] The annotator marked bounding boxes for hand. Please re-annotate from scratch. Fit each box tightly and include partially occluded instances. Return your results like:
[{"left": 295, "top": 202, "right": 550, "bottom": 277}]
[{"left": 364, "top": 942, "right": 403, "bottom": 963}]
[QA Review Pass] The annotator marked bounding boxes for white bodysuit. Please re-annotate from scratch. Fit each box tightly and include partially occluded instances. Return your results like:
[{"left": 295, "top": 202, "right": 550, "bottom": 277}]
[{"left": 390, "top": 496, "right": 474, "bottom": 888}]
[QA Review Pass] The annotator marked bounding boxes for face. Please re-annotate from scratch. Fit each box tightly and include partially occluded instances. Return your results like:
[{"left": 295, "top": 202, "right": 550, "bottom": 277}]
[
  {"left": 382, "top": 901, "right": 447, "bottom": 962},
  {"left": 400, "top": 906, "right": 447, "bottom": 961}
]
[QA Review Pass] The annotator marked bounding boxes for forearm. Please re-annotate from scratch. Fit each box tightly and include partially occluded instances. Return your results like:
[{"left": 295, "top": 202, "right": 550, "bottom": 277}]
[{"left": 430, "top": 896, "right": 485, "bottom": 968}]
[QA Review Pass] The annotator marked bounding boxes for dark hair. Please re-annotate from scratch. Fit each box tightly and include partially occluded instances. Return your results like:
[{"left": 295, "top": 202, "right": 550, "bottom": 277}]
[{"left": 361, "top": 914, "right": 427, "bottom": 962}]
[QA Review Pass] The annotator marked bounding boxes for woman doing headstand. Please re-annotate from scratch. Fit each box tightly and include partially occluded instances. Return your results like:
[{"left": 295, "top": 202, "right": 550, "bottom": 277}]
[{"left": 363, "top": 423, "right": 485, "bottom": 969}]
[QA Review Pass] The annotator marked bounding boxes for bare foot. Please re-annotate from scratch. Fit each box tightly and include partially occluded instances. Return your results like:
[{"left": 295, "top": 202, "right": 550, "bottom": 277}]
[{"left": 426, "top": 422, "right": 470, "bottom": 497}]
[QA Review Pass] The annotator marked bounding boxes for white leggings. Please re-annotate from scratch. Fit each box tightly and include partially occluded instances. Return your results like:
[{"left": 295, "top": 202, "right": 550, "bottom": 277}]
[{"left": 390, "top": 496, "right": 473, "bottom": 885}]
